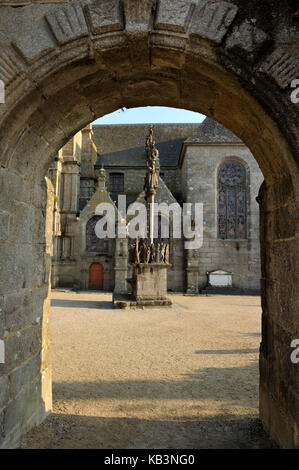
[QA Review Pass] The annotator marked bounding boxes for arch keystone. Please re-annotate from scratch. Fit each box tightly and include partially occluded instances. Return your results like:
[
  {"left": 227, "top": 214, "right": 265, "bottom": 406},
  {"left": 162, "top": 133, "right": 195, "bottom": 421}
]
[
  {"left": 45, "top": 4, "right": 89, "bottom": 45},
  {"left": 155, "top": 0, "right": 196, "bottom": 34},
  {"left": 123, "top": 0, "right": 156, "bottom": 34},
  {"left": 86, "top": 0, "right": 124, "bottom": 35},
  {"left": 190, "top": 0, "right": 238, "bottom": 44}
]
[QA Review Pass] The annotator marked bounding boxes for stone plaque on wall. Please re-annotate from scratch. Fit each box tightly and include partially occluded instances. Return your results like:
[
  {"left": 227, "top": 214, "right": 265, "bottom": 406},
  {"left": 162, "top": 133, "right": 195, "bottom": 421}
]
[{"left": 208, "top": 270, "right": 233, "bottom": 287}]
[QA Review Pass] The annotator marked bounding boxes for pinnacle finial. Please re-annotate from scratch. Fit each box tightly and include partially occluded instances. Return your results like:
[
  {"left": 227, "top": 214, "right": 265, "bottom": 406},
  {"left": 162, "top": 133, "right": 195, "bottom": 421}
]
[
  {"left": 98, "top": 163, "right": 106, "bottom": 181},
  {"left": 144, "top": 124, "right": 159, "bottom": 200}
]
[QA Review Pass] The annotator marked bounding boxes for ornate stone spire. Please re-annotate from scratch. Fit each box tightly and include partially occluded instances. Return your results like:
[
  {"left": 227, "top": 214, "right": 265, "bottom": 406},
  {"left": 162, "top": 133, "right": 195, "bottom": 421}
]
[
  {"left": 128, "top": 125, "right": 170, "bottom": 270},
  {"left": 144, "top": 125, "right": 159, "bottom": 199},
  {"left": 97, "top": 164, "right": 107, "bottom": 192}
]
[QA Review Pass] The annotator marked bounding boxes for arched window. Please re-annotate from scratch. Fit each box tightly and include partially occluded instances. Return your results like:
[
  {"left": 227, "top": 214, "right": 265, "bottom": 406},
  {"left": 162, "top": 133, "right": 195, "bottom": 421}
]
[
  {"left": 218, "top": 160, "right": 247, "bottom": 240},
  {"left": 86, "top": 216, "right": 108, "bottom": 252},
  {"left": 109, "top": 172, "right": 124, "bottom": 194}
]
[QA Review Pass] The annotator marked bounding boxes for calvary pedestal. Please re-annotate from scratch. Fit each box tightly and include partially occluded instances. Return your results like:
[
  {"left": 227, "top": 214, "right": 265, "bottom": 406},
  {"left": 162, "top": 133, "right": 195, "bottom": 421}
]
[{"left": 126, "top": 262, "right": 172, "bottom": 307}]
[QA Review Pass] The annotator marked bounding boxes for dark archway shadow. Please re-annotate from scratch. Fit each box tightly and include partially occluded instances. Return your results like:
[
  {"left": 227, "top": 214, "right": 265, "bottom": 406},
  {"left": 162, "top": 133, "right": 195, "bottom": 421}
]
[
  {"left": 20, "top": 358, "right": 276, "bottom": 448},
  {"left": 195, "top": 349, "right": 259, "bottom": 355},
  {"left": 51, "top": 299, "right": 113, "bottom": 310},
  {"left": 20, "top": 412, "right": 275, "bottom": 449}
]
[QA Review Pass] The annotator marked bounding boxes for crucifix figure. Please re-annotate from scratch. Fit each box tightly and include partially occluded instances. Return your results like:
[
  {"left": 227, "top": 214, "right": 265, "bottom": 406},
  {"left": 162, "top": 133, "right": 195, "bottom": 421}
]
[{"left": 144, "top": 125, "right": 159, "bottom": 244}]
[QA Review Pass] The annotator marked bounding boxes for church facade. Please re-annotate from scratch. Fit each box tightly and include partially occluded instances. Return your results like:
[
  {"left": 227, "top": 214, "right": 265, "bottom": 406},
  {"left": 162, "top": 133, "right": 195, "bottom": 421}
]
[{"left": 49, "top": 117, "right": 263, "bottom": 294}]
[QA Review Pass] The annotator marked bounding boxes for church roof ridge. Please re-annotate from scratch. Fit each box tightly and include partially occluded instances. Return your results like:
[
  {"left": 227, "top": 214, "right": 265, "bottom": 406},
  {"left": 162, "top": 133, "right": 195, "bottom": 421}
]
[
  {"left": 93, "top": 123, "right": 200, "bottom": 168},
  {"left": 184, "top": 117, "right": 242, "bottom": 144}
]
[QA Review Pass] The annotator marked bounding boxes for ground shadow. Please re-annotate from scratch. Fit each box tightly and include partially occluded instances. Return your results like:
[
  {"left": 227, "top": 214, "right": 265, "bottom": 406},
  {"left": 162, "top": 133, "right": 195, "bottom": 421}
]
[
  {"left": 195, "top": 349, "right": 259, "bottom": 355},
  {"left": 19, "top": 412, "right": 275, "bottom": 449},
  {"left": 19, "top": 358, "right": 274, "bottom": 448},
  {"left": 51, "top": 299, "right": 113, "bottom": 309},
  {"left": 52, "top": 361, "right": 259, "bottom": 401}
]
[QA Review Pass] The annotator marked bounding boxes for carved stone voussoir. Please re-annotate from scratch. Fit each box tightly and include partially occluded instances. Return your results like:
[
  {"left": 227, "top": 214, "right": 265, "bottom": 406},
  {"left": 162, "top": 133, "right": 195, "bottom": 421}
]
[
  {"left": 225, "top": 21, "right": 270, "bottom": 62},
  {"left": 46, "top": 4, "right": 89, "bottom": 45},
  {"left": 190, "top": 0, "right": 238, "bottom": 44},
  {"left": 0, "top": 48, "right": 23, "bottom": 85},
  {"left": 13, "top": 26, "right": 56, "bottom": 64},
  {"left": 155, "top": 0, "right": 195, "bottom": 34},
  {"left": 86, "top": 0, "right": 124, "bottom": 35},
  {"left": 259, "top": 48, "right": 299, "bottom": 89},
  {"left": 123, "top": 0, "right": 156, "bottom": 34}
]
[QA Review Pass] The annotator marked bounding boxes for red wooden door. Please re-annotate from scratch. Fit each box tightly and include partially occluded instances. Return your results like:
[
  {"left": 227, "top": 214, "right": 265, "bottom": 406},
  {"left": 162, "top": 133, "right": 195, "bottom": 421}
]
[{"left": 89, "top": 263, "right": 103, "bottom": 290}]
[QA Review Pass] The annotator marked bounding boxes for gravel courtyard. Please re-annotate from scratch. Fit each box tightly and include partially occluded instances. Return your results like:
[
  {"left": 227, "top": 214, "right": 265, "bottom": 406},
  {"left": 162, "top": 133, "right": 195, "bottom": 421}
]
[{"left": 20, "top": 291, "right": 274, "bottom": 449}]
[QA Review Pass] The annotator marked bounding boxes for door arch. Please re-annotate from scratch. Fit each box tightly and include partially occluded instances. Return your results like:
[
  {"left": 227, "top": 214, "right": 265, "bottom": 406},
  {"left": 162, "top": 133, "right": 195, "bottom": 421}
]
[
  {"left": 88, "top": 263, "right": 104, "bottom": 290},
  {"left": 0, "top": 0, "right": 298, "bottom": 449}
]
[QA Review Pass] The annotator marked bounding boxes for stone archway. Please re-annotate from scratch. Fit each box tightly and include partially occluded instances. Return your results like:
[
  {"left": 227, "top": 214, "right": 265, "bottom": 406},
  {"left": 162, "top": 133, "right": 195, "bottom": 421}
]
[{"left": 0, "top": 0, "right": 298, "bottom": 448}]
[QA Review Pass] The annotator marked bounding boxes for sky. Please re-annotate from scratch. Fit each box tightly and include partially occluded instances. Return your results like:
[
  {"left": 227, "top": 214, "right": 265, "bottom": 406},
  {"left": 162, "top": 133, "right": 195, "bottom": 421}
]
[{"left": 93, "top": 106, "right": 206, "bottom": 125}]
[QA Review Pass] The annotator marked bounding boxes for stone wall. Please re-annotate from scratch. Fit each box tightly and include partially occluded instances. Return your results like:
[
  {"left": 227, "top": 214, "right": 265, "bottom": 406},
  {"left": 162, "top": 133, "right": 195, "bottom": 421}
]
[
  {"left": 55, "top": 256, "right": 115, "bottom": 291},
  {"left": 0, "top": 174, "right": 52, "bottom": 448},
  {"left": 182, "top": 144, "right": 263, "bottom": 291},
  {"left": 259, "top": 179, "right": 299, "bottom": 448},
  {"left": 0, "top": 0, "right": 297, "bottom": 449}
]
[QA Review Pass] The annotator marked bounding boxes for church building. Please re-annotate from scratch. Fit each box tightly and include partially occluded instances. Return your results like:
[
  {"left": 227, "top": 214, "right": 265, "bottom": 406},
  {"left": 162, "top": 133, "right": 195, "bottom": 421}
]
[{"left": 49, "top": 117, "right": 263, "bottom": 294}]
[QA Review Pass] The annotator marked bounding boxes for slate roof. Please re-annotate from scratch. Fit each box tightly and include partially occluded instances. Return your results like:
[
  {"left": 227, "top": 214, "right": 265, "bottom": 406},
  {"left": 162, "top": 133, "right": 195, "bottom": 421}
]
[
  {"left": 93, "top": 120, "right": 242, "bottom": 169},
  {"left": 185, "top": 117, "right": 242, "bottom": 144},
  {"left": 93, "top": 123, "right": 199, "bottom": 167},
  {"left": 128, "top": 176, "right": 179, "bottom": 221}
]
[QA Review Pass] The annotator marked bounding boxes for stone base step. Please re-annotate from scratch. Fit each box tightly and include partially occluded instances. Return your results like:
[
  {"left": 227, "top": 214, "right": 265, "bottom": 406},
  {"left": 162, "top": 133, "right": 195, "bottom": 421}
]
[{"left": 113, "top": 293, "right": 172, "bottom": 309}]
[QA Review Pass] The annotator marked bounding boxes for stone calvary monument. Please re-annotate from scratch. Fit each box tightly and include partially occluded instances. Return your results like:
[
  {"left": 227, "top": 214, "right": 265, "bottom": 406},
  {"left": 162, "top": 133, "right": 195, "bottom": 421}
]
[{"left": 115, "top": 126, "right": 172, "bottom": 307}]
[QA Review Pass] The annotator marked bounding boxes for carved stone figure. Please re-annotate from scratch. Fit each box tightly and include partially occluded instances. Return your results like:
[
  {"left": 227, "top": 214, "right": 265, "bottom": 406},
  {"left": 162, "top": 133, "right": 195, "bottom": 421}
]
[
  {"left": 144, "top": 125, "right": 159, "bottom": 198},
  {"left": 135, "top": 237, "right": 140, "bottom": 264},
  {"left": 129, "top": 237, "right": 170, "bottom": 265},
  {"left": 164, "top": 244, "right": 169, "bottom": 264}
]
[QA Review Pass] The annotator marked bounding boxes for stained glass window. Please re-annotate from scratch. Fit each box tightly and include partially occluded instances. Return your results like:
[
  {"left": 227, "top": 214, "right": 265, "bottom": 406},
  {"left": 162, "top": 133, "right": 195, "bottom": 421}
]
[
  {"left": 218, "top": 161, "right": 247, "bottom": 240},
  {"left": 109, "top": 173, "right": 124, "bottom": 194},
  {"left": 86, "top": 216, "right": 108, "bottom": 252}
]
